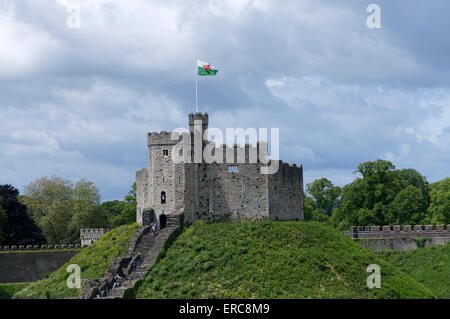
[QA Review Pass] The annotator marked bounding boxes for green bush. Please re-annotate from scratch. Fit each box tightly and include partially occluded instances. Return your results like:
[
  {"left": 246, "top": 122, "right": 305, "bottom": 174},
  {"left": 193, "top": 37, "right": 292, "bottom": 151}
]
[
  {"left": 122, "top": 287, "right": 136, "bottom": 299},
  {"left": 379, "top": 243, "right": 450, "bottom": 298},
  {"left": 413, "top": 237, "right": 427, "bottom": 248}
]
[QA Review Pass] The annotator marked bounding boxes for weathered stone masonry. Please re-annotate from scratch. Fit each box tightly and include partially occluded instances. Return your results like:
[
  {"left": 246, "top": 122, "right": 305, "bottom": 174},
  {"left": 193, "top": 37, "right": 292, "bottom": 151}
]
[
  {"left": 136, "top": 113, "right": 304, "bottom": 227},
  {"left": 345, "top": 224, "right": 450, "bottom": 251},
  {"left": 0, "top": 250, "right": 80, "bottom": 283},
  {"left": 80, "top": 228, "right": 110, "bottom": 247}
]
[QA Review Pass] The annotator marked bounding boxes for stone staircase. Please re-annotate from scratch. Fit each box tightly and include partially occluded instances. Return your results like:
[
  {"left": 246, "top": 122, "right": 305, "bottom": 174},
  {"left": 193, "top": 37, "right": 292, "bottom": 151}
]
[{"left": 83, "top": 214, "right": 181, "bottom": 299}]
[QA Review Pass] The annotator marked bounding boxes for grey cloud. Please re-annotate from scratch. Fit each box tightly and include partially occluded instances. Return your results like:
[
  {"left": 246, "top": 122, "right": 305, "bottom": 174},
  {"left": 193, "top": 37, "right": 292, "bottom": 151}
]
[{"left": 1, "top": 0, "right": 449, "bottom": 199}]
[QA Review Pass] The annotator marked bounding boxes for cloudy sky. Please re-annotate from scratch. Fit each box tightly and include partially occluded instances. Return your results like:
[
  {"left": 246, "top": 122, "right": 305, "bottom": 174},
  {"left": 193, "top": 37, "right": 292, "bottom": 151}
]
[{"left": 1, "top": 0, "right": 449, "bottom": 201}]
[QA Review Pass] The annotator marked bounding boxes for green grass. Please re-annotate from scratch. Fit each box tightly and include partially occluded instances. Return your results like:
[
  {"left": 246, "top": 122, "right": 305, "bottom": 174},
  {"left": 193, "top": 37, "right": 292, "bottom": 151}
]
[
  {"left": 0, "top": 283, "right": 30, "bottom": 299},
  {"left": 135, "top": 221, "right": 434, "bottom": 299},
  {"left": 13, "top": 223, "right": 140, "bottom": 299},
  {"left": 379, "top": 243, "right": 450, "bottom": 298}
]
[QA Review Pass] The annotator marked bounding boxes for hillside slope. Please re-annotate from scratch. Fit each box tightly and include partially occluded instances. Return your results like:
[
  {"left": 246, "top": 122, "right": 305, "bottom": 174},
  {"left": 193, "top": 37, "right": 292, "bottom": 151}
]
[
  {"left": 135, "top": 221, "right": 434, "bottom": 299},
  {"left": 14, "top": 223, "right": 140, "bottom": 299},
  {"left": 379, "top": 243, "right": 450, "bottom": 298},
  {"left": 0, "top": 283, "right": 29, "bottom": 299}
]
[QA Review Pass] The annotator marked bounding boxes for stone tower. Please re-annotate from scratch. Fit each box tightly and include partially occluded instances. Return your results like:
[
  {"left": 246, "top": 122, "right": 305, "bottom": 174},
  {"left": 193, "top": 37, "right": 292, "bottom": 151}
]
[
  {"left": 136, "top": 112, "right": 304, "bottom": 228},
  {"left": 136, "top": 113, "right": 209, "bottom": 227}
]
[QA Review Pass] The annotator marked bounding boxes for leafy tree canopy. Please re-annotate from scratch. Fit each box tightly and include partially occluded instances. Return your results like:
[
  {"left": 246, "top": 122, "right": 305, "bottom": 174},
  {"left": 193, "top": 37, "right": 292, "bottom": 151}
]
[
  {"left": 331, "top": 159, "right": 433, "bottom": 230},
  {"left": 101, "top": 183, "right": 136, "bottom": 228},
  {"left": 0, "top": 185, "right": 46, "bottom": 246},
  {"left": 0, "top": 202, "right": 7, "bottom": 243},
  {"left": 23, "top": 176, "right": 108, "bottom": 244},
  {"left": 306, "top": 178, "right": 341, "bottom": 216},
  {"left": 303, "top": 193, "right": 330, "bottom": 223},
  {"left": 428, "top": 177, "right": 450, "bottom": 224}
]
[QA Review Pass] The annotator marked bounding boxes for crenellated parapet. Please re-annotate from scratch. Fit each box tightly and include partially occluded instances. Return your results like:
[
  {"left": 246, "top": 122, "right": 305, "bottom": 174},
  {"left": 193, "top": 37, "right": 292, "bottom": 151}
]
[
  {"left": 278, "top": 161, "right": 301, "bottom": 170},
  {"left": 147, "top": 131, "right": 182, "bottom": 145},
  {"left": 345, "top": 224, "right": 450, "bottom": 239},
  {"left": 0, "top": 244, "right": 82, "bottom": 251},
  {"left": 189, "top": 112, "right": 209, "bottom": 137},
  {"left": 207, "top": 142, "right": 270, "bottom": 163},
  {"left": 80, "top": 228, "right": 110, "bottom": 247},
  {"left": 136, "top": 112, "right": 304, "bottom": 226}
]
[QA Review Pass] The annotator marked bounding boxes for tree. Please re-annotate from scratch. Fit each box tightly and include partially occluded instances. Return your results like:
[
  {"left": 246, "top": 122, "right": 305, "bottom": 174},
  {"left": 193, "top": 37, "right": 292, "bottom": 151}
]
[
  {"left": 38, "top": 201, "right": 73, "bottom": 244},
  {"left": 22, "top": 176, "right": 73, "bottom": 221},
  {"left": 428, "top": 178, "right": 450, "bottom": 224},
  {"left": 306, "top": 178, "right": 341, "bottom": 216},
  {"left": 0, "top": 185, "right": 46, "bottom": 245},
  {"left": 331, "top": 159, "right": 431, "bottom": 230},
  {"left": 387, "top": 185, "right": 427, "bottom": 225},
  {"left": 303, "top": 194, "right": 330, "bottom": 223},
  {"left": 70, "top": 179, "right": 108, "bottom": 231},
  {"left": 332, "top": 178, "right": 383, "bottom": 229},
  {"left": 396, "top": 168, "right": 431, "bottom": 210},
  {"left": 102, "top": 183, "right": 137, "bottom": 228},
  {"left": 0, "top": 203, "right": 7, "bottom": 243},
  {"left": 23, "top": 176, "right": 109, "bottom": 244}
]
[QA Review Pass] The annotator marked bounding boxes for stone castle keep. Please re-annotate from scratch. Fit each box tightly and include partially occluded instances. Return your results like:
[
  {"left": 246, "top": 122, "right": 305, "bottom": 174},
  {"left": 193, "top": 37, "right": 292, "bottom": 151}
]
[{"left": 136, "top": 113, "right": 304, "bottom": 227}]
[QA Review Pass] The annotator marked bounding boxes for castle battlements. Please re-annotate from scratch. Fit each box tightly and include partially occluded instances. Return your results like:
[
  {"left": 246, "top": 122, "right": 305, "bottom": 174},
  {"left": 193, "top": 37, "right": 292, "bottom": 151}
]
[
  {"left": 0, "top": 244, "right": 82, "bottom": 251},
  {"left": 345, "top": 224, "right": 450, "bottom": 239},
  {"left": 80, "top": 228, "right": 110, "bottom": 247},
  {"left": 136, "top": 113, "right": 304, "bottom": 226},
  {"left": 147, "top": 131, "right": 182, "bottom": 145},
  {"left": 188, "top": 112, "right": 209, "bottom": 124},
  {"left": 276, "top": 161, "right": 302, "bottom": 169},
  {"left": 345, "top": 224, "right": 450, "bottom": 251}
]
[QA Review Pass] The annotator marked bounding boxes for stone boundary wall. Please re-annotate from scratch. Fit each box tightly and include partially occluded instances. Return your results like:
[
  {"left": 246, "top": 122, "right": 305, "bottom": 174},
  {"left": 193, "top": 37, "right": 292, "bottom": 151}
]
[
  {"left": 0, "top": 244, "right": 82, "bottom": 251},
  {"left": 345, "top": 225, "right": 450, "bottom": 251},
  {"left": 0, "top": 250, "right": 80, "bottom": 283},
  {"left": 345, "top": 224, "right": 450, "bottom": 239}
]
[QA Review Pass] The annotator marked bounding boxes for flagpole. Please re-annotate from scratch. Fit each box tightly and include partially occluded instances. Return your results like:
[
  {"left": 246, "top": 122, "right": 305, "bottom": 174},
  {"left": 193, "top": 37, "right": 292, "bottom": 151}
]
[{"left": 195, "top": 62, "right": 199, "bottom": 113}]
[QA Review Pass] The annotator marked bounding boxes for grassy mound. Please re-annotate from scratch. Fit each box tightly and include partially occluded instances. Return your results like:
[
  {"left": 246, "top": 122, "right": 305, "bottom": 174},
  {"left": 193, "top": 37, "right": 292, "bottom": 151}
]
[
  {"left": 379, "top": 243, "right": 450, "bottom": 298},
  {"left": 14, "top": 223, "right": 140, "bottom": 299},
  {"left": 0, "top": 283, "right": 29, "bottom": 299},
  {"left": 135, "top": 221, "right": 434, "bottom": 299}
]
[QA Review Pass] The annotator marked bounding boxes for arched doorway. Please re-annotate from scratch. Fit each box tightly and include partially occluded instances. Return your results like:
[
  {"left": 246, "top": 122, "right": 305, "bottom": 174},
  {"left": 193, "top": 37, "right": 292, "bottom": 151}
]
[{"left": 159, "top": 214, "right": 167, "bottom": 229}]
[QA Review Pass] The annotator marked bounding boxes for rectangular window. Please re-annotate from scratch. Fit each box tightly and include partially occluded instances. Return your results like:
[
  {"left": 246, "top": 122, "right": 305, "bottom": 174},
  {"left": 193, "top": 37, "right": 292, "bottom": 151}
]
[
  {"left": 228, "top": 165, "right": 238, "bottom": 173},
  {"left": 163, "top": 149, "right": 169, "bottom": 156}
]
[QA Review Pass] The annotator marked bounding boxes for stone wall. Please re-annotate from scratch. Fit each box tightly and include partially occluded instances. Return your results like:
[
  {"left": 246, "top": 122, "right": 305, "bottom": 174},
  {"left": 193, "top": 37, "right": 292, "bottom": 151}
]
[
  {"left": 1, "top": 244, "right": 81, "bottom": 251},
  {"left": 199, "top": 162, "right": 270, "bottom": 222},
  {"left": 184, "top": 147, "right": 303, "bottom": 223},
  {"left": 0, "top": 250, "right": 80, "bottom": 283},
  {"left": 136, "top": 113, "right": 304, "bottom": 226},
  {"left": 183, "top": 163, "right": 199, "bottom": 224},
  {"left": 80, "top": 228, "right": 110, "bottom": 247},
  {"left": 268, "top": 162, "right": 303, "bottom": 221},
  {"left": 345, "top": 225, "right": 450, "bottom": 251},
  {"left": 136, "top": 131, "right": 181, "bottom": 228},
  {"left": 136, "top": 168, "right": 149, "bottom": 225}
]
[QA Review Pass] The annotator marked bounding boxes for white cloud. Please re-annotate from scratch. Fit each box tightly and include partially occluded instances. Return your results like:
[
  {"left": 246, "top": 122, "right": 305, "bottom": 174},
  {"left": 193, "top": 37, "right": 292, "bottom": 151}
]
[
  {"left": 1, "top": 0, "right": 450, "bottom": 200},
  {"left": 0, "top": 15, "right": 60, "bottom": 78}
]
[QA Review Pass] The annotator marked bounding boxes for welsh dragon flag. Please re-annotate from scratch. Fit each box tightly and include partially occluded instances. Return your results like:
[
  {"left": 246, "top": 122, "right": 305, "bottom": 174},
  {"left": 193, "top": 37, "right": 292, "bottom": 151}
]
[{"left": 197, "top": 59, "right": 219, "bottom": 76}]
